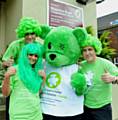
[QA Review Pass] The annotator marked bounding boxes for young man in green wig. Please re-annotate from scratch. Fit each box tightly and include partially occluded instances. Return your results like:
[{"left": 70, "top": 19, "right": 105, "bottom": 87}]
[
  {"left": 2, "top": 43, "right": 46, "bottom": 120},
  {"left": 2, "top": 17, "right": 42, "bottom": 66},
  {"left": 2, "top": 17, "right": 43, "bottom": 120},
  {"left": 78, "top": 35, "right": 118, "bottom": 120}
]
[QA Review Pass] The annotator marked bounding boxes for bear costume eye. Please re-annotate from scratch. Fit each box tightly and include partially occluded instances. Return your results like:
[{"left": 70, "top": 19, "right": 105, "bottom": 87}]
[
  {"left": 48, "top": 42, "right": 52, "bottom": 49},
  {"left": 59, "top": 43, "right": 65, "bottom": 50}
]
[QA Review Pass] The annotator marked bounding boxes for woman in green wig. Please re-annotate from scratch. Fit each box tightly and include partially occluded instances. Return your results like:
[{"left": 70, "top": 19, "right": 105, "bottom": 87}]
[{"left": 2, "top": 43, "right": 46, "bottom": 120}]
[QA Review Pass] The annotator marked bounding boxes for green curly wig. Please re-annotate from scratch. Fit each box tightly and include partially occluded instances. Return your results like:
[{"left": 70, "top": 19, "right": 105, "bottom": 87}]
[
  {"left": 18, "top": 43, "right": 44, "bottom": 93},
  {"left": 16, "top": 17, "right": 42, "bottom": 38},
  {"left": 80, "top": 35, "right": 102, "bottom": 55}
]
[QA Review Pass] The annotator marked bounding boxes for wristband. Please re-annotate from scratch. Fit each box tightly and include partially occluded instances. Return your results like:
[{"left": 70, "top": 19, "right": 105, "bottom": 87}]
[
  {"left": 112, "top": 76, "right": 118, "bottom": 84},
  {"left": 115, "top": 77, "right": 118, "bottom": 82}
]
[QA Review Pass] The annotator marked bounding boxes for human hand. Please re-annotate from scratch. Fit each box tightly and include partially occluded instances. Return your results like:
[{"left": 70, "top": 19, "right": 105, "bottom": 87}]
[
  {"left": 101, "top": 70, "right": 115, "bottom": 83},
  {"left": 2, "top": 57, "right": 14, "bottom": 67},
  {"left": 38, "top": 70, "right": 46, "bottom": 81}
]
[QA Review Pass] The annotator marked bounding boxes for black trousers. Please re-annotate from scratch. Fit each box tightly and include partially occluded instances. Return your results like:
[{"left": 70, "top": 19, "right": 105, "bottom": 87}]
[
  {"left": 6, "top": 96, "right": 10, "bottom": 120},
  {"left": 81, "top": 104, "right": 112, "bottom": 120},
  {"left": 43, "top": 114, "right": 83, "bottom": 120}
]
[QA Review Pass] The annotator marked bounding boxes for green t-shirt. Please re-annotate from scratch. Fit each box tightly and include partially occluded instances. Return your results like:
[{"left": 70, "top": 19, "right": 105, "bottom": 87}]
[
  {"left": 9, "top": 65, "right": 42, "bottom": 120},
  {"left": 2, "top": 38, "right": 41, "bottom": 64},
  {"left": 80, "top": 57, "right": 118, "bottom": 108},
  {"left": 2, "top": 38, "right": 25, "bottom": 64}
]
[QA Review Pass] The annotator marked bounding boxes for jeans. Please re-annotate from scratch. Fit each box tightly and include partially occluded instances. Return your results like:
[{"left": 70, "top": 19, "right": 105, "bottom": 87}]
[
  {"left": 81, "top": 104, "right": 112, "bottom": 120},
  {"left": 43, "top": 114, "right": 83, "bottom": 120}
]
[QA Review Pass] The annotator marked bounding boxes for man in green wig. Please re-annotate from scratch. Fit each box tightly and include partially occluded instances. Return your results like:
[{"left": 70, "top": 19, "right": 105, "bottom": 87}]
[
  {"left": 2, "top": 43, "right": 46, "bottom": 120},
  {"left": 2, "top": 17, "right": 42, "bottom": 66},
  {"left": 78, "top": 34, "right": 118, "bottom": 120}
]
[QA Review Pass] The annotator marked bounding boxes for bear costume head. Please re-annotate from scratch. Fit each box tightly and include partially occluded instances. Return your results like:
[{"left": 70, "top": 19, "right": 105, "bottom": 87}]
[{"left": 40, "top": 25, "right": 88, "bottom": 67}]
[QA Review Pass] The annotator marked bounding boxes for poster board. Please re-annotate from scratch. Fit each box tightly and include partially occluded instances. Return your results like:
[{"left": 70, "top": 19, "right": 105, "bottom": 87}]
[{"left": 47, "top": 0, "right": 84, "bottom": 28}]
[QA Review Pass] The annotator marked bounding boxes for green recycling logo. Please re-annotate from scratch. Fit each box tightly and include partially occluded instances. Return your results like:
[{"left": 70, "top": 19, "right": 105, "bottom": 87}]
[{"left": 46, "top": 72, "right": 61, "bottom": 88}]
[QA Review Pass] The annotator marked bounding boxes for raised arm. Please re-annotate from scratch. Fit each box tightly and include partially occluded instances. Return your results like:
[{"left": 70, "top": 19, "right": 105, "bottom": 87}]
[{"left": 2, "top": 67, "right": 16, "bottom": 97}]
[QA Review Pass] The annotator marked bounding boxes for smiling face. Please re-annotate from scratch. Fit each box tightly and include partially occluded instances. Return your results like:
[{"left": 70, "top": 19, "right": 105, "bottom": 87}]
[
  {"left": 25, "top": 33, "right": 36, "bottom": 43},
  {"left": 44, "top": 27, "right": 81, "bottom": 66},
  {"left": 82, "top": 46, "right": 96, "bottom": 63},
  {"left": 28, "top": 54, "right": 38, "bottom": 65}
]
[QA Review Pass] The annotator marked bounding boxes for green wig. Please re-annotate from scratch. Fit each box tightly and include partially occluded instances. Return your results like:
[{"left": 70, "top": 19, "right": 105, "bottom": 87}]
[
  {"left": 18, "top": 43, "right": 44, "bottom": 93},
  {"left": 80, "top": 35, "right": 102, "bottom": 55},
  {"left": 16, "top": 17, "right": 42, "bottom": 38}
]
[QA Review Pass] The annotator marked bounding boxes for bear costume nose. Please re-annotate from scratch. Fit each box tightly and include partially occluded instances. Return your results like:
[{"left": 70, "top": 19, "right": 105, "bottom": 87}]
[{"left": 49, "top": 54, "right": 56, "bottom": 60}]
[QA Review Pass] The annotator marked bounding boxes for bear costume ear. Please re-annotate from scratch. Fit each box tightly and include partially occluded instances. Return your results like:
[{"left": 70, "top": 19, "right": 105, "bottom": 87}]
[
  {"left": 40, "top": 24, "right": 52, "bottom": 39},
  {"left": 73, "top": 27, "right": 88, "bottom": 44}
]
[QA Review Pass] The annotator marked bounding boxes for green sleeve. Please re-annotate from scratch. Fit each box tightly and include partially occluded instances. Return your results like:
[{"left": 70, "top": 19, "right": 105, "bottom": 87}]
[
  {"left": 2, "top": 42, "right": 17, "bottom": 61},
  {"left": 104, "top": 60, "right": 118, "bottom": 76}
]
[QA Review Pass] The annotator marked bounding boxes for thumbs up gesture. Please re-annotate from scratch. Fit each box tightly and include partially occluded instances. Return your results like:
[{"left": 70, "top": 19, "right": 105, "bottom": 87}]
[
  {"left": 101, "top": 69, "right": 115, "bottom": 83},
  {"left": 2, "top": 57, "right": 14, "bottom": 67}
]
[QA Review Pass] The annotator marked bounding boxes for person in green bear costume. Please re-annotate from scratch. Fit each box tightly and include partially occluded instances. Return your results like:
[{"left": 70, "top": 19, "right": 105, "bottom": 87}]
[{"left": 40, "top": 25, "right": 88, "bottom": 120}]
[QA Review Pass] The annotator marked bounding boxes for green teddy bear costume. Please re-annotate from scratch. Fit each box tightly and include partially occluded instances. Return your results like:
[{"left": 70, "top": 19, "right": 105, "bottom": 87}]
[{"left": 40, "top": 25, "right": 88, "bottom": 118}]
